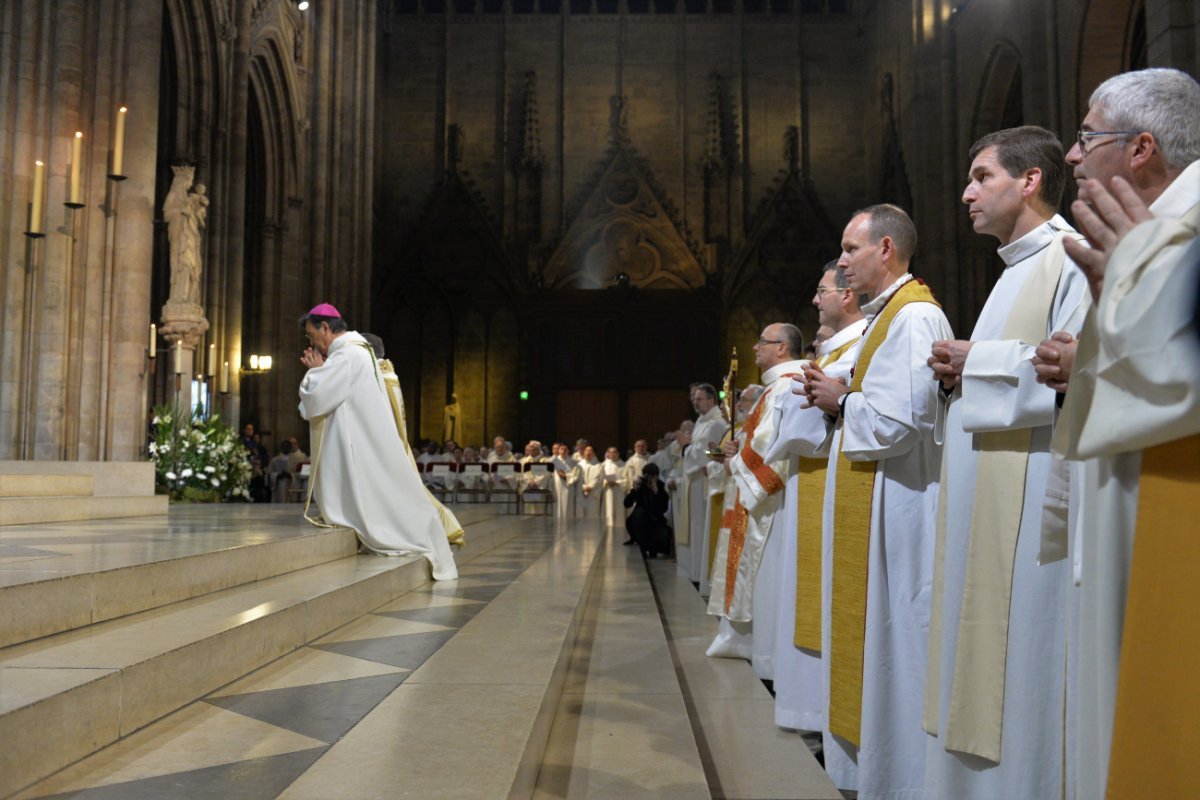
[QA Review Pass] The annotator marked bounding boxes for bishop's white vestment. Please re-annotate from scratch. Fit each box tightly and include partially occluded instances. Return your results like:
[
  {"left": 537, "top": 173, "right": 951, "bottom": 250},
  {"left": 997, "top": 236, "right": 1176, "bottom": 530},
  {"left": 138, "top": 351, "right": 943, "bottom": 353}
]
[
  {"left": 299, "top": 332, "right": 458, "bottom": 580},
  {"left": 819, "top": 276, "right": 952, "bottom": 799},
  {"left": 767, "top": 321, "right": 864, "bottom": 732},
  {"left": 922, "top": 216, "right": 1088, "bottom": 799}
]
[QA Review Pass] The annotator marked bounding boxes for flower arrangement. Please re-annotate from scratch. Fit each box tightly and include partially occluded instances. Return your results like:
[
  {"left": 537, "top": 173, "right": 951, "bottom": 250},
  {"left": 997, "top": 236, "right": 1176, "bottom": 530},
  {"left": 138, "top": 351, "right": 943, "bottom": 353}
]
[{"left": 149, "top": 404, "right": 252, "bottom": 502}]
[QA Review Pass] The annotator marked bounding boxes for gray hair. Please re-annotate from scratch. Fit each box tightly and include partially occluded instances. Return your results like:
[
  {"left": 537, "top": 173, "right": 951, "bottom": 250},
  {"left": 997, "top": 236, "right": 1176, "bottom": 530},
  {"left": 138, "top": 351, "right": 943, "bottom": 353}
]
[
  {"left": 1090, "top": 68, "right": 1200, "bottom": 170},
  {"left": 852, "top": 203, "right": 918, "bottom": 264},
  {"left": 777, "top": 323, "right": 804, "bottom": 359},
  {"left": 740, "top": 384, "right": 765, "bottom": 404}
]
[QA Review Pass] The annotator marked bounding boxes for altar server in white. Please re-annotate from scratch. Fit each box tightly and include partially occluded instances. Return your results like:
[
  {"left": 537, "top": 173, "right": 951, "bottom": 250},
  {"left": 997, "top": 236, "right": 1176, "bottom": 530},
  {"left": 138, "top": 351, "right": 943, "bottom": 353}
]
[
  {"left": 803, "top": 205, "right": 952, "bottom": 798},
  {"left": 600, "top": 446, "right": 627, "bottom": 527},
  {"left": 551, "top": 443, "right": 579, "bottom": 521},
  {"left": 768, "top": 262, "right": 865, "bottom": 734},
  {"left": 575, "top": 445, "right": 603, "bottom": 518},
  {"left": 679, "top": 385, "right": 726, "bottom": 582},
  {"left": 922, "top": 126, "right": 1088, "bottom": 799},
  {"left": 298, "top": 304, "right": 458, "bottom": 581}
]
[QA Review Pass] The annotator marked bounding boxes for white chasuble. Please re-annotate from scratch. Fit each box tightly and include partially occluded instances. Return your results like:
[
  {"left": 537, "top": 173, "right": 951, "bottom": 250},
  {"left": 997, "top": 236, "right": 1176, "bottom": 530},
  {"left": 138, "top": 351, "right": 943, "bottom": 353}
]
[
  {"left": 705, "top": 361, "right": 806, "bottom": 680},
  {"left": 379, "top": 359, "right": 465, "bottom": 547},
  {"left": 922, "top": 217, "right": 1087, "bottom": 799},
  {"left": 820, "top": 276, "right": 952, "bottom": 799},
  {"left": 1056, "top": 160, "right": 1200, "bottom": 800},
  {"left": 680, "top": 405, "right": 726, "bottom": 582},
  {"left": 299, "top": 333, "right": 458, "bottom": 581},
  {"left": 768, "top": 324, "right": 863, "bottom": 733}
]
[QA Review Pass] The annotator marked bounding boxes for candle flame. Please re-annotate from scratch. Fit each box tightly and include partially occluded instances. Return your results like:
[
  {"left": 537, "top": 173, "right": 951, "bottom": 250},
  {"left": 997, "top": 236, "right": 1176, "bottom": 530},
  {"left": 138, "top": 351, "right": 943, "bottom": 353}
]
[
  {"left": 119, "top": 106, "right": 127, "bottom": 113},
  {"left": 35, "top": 160, "right": 44, "bottom": 166},
  {"left": 75, "top": 131, "right": 83, "bottom": 139}
]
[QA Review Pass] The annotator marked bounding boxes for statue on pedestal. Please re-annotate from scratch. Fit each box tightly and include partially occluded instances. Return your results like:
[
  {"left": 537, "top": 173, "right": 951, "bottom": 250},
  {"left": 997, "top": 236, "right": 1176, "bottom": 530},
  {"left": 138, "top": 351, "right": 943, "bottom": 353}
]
[
  {"left": 163, "top": 165, "right": 209, "bottom": 314},
  {"left": 442, "top": 393, "right": 461, "bottom": 445}
]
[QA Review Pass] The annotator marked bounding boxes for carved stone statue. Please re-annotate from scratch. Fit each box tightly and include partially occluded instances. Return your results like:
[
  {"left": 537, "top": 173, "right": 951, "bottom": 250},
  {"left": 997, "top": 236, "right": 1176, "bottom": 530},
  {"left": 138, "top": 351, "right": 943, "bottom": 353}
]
[
  {"left": 163, "top": 165, "right": 209, "bottom": 312},
  {"left": 442, "top": 393, "right": 461, "bottom": 445}
]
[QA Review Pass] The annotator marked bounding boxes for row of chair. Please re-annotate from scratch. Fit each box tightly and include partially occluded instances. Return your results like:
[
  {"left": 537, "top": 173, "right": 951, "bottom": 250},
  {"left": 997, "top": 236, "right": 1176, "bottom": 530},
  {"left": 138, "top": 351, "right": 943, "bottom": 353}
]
[{"left": 416, "top": 461, "right": 555, "bottom": 515}]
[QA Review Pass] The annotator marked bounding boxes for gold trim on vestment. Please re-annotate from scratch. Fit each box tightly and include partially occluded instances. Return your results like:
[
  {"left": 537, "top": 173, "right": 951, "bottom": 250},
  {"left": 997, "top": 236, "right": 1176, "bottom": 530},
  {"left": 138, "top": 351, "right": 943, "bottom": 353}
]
[{"left": 828, "top": 279, "right": 939, "bottom": 748}]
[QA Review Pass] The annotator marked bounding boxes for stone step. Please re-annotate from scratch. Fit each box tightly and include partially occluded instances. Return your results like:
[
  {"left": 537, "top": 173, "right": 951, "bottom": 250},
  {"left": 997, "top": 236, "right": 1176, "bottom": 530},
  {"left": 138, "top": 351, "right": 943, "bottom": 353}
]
[
  {"left": 274, "top": 521, "right": 609, "bottom": 800},
  {"left": 0, "top": 512, "right": 523, "bottom": 799},
  {"left": 0, "top": 495, "right": 167, "bottom": 527},
  {"left": 0, "top": 461, "right": 157, "bottom": 497},
  {"left": 0, "top": 475, "right": 94, "bottom": 499}
]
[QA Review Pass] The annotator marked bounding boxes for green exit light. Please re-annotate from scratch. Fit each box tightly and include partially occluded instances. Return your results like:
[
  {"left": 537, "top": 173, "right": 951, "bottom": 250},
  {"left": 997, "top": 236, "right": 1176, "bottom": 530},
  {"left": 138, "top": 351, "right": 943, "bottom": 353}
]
[
  {"left": 719, "top": 390, "right": 727, "bottom": 400},
  {"left": 519, "top": 390, "right": 530, "bottom": 401}
]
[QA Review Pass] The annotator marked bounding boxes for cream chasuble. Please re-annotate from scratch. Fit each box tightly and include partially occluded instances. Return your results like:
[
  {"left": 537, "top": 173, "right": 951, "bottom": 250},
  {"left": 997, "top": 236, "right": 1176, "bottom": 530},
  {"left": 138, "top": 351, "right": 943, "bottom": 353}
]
[
  {"left": 299, "top": 333, "right": 458, "bottom": 581},
  {"left": 1055, "top": 160, "right": 1200, "bottom": 800},
  {"left": 680, "top": 405, "right": 726, "bottom": 582},
  {"left": 379, "top": 358, "right": 466, "bottom": 546},
  {"left": 767, "top": 323, "right": 864, "bottom": 732},
  {"left": 819, "top": 276, "right": 951, "bottom": 799},
  {"left": 922, "top": 217, "right": 1088, "bottom": 798}
]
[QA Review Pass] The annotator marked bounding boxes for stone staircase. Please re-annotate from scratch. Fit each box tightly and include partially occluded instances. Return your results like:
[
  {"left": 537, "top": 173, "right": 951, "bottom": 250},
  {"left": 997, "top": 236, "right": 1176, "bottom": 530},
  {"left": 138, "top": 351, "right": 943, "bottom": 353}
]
[
  {"left": 0, "top": 461, "right": 167, "bottom": 526},
  {"left": 0, "top": 507, "right": 521, "bottom": 799}
]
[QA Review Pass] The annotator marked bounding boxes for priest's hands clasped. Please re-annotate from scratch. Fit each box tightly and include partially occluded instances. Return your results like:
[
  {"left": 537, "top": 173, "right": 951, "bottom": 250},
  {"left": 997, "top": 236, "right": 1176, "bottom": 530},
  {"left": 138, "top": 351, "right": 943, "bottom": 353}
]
[
  {"left": 928, "top": 339, "right": 974, "bottom": 391},
  {"left": 800, "top": 362, "right": 849, "bottom": 414},
  {"left": 300, "top": 346, "right": 325, "bottom": 369}
]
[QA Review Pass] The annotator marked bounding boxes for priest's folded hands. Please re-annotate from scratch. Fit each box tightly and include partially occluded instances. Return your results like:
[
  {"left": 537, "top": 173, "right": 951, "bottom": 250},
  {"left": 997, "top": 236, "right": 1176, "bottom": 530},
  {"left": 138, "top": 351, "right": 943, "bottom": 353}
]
[
  {"left": 927, "top": 339, "right": 973, "bottom": 391},
  {"left": 799, "top": 362, "right": 848, "bottom": 414}
]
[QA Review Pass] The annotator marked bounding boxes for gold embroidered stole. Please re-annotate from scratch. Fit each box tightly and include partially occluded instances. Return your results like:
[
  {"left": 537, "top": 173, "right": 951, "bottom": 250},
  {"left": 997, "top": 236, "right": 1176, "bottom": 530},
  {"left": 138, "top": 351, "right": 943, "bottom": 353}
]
[
  {"left": 924, "top": 235, "right": 1073, "bottom": 760},
  {"left": 829, "top": 279, "right": 939, "bottom": 747},
  {"left": 795, "top": 336, "right": 859, "bottom": 651},
  {"left": 1106, "top": 434, "right": 1200, "bottom": 798}
]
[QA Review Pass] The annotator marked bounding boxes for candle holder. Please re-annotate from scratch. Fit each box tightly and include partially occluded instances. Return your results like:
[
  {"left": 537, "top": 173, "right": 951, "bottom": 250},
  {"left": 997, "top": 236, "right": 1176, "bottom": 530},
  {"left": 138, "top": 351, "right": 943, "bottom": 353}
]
[
  {"left": 23, "top": 231, "right": 46, "bottom": 239},
  {"left": 64, "top": 200, "right": 85, "bottom": 210},
  {"left": 107, "top": 174, "right": 127, "bottom": 182}
]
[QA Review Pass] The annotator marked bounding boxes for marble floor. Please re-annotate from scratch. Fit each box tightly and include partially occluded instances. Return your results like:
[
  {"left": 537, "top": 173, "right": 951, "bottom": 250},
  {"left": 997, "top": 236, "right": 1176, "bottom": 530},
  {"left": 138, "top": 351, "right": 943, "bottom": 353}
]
[{"left": 3, "top": 505, "right": 837, "bottom": 799}]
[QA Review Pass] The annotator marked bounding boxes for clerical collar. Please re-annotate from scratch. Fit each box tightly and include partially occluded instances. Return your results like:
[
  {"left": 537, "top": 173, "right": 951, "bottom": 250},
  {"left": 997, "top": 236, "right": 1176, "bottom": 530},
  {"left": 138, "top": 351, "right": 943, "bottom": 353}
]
[
  {"left": 819, "top": 319, "right": 867, "bottom": 356},
  {"left": 327, "top": 331, "right": 362, "bottom": 354},
  {"left": 762, "top": 359, "right": 809, "bottom": 385},
  {"left": 699, "top": 405, "right": 723, "bottom": 422},
  {"left": 997, "top": 214, "right": 1072, "bottom": 267},
  {"left": 861, "top": 273, "right": 914, "bottom": 319},
  {"left": 1149, "top": 159, "right": 1200, "bottom": 219}
]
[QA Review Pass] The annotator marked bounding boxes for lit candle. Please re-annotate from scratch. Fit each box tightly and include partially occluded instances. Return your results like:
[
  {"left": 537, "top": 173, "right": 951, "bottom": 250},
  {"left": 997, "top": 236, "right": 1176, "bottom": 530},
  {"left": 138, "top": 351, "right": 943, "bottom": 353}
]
[
  {"left": 30, "top": 160, "right": 46, "bottom": 234},
  {"left": 221, "top": 361, "right": 230, "bottom": 393},
  {"left": 149, "top": 323, "right": 157, "bottom": 358},
  {"left": 207, "top": 343, "right": 216, "bottom": 376},
  {"left": 250, "top": 354, "right": 259, "bottom": 370},
  {"left": 111, "top": 106, "right": 127, "bottom": 176},
  {"left": 173, "top": 344, "right": 182, "bottom": 375},
  {"left": 69, "top": 132, "right": 83, "bottom": 205}
]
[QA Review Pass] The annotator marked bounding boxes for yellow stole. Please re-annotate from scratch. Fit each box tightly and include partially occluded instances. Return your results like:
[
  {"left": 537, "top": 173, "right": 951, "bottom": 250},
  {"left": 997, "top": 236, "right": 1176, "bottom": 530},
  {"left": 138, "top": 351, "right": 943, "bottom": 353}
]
[
  {"left": 828, "top": 279, "right": 940, "bottom": 747},
  {"left": 1105, "top": 433, "right": 1200, "bottom": 797},
  {"left": 924, "top": 234, "right": 1074, "bottom": 760},
  {"left": 795, "top": 336, "right": 859, "bottom": 651}
]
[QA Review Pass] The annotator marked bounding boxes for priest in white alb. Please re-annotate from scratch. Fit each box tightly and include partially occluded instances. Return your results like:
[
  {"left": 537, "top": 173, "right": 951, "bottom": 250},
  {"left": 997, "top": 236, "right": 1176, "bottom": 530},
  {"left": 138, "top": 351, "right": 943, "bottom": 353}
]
[
  {"left": 679, "top": 385, "right": 725, "bottom": 582},
  {"left": 1037, "top": 67, "right": 1200, "bottom": 800},
  {"left": 600, "top": 446, "right": 627, "bottom": 527},
  {"left": 767, "top": 262, "right": 865, "bottom": 734},
  {"left": 706, "top": 324, "right": 807, "bottom": 681},
  {"left": 550, "top": 442, "right": 578, "bottom": 521},
  {"left": 921, "top": 126, "right": 1087, "bottom": 799},
  {"left": 699, "top": 387, "right": 759, "bottom": 597},
  {"left": 298, "top": 304, "right": 458, "bottom": 581},
  {"left": 575, "top": 445, "right": 603, "bottom": 518},
  {"left": 803, "top": 205, "right": 952, "bottom": 798}
]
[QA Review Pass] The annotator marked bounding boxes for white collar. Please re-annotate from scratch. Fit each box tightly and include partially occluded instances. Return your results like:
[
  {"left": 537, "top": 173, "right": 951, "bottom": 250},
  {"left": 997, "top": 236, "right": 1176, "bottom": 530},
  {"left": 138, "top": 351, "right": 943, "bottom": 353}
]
[
  {"left": 762, "top": 359, "right": 809, "bottom": 385},
  {"left": 327, "top": 331, "right": 363, "bottom": 354},
  {"left": 997, "top": 214, "right": 1074, "bottom": 266},
  {"left": 1149, "top": 159, "right": 1200, "bottom": 219},
  {"left": 819, "top": 318, "right": 867, "bottom": 355},
  {"left": 698, "top": 405, "right": 723, "bottom": 422},
  {"left": 860, "top": 273, "right": 914, "bottom": 319}
]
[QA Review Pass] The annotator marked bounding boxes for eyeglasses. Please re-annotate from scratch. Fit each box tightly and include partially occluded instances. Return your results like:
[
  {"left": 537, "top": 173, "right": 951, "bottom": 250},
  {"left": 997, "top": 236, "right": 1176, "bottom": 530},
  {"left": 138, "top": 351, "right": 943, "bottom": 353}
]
[
  {"left": 1076, "top": 129, "right": 1141, "bottom": 156},
  {"left": 814, "top": 287, "right": 849, "bottom": 296},
  {"left": 756, "top": 338, "right": 784, "bottom": 346}
]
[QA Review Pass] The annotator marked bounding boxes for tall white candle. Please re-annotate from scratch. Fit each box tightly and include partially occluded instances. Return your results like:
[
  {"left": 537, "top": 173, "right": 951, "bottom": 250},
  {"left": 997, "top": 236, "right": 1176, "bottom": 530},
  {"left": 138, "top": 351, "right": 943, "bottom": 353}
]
[
  {"left": 149, "top": 323, "right": 157, "bottom": 358},
  {"left": 30, "top": 161, "right": 46, "bottom": 234},
  {"left": 173, "top": 344, "right": 182, "bottom": 375},
  {"left": 220, "top": 361, "right": 230, "bottom": 394},
  {"left": 207, "top": 343, "right": 216, "bottom": 376},
  {"left": 111, "top": 107, "right": 127, "bottom": 176},
  {"left": 69, "top": 132, "right": 83, "bottom": 205}
]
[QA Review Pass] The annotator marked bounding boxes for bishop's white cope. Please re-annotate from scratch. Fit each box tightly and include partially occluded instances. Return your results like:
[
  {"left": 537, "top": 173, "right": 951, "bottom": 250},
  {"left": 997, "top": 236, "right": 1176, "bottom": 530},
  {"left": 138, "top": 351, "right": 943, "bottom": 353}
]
[{"left": 299, "top": 332, "right": 458, "bottom": 581}]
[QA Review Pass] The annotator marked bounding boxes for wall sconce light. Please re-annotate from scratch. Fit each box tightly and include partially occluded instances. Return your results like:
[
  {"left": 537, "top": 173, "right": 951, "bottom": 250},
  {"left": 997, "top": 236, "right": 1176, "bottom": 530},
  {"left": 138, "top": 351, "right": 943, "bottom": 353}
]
[{"left": 243, "top": 354, "right": 273, "bottom": 375}]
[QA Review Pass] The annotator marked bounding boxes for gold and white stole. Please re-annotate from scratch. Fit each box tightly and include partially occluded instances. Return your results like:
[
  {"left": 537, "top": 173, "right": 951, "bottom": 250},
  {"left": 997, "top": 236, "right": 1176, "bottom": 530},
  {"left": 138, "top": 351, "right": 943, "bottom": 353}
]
[{"left": 828, "top": 279, "right": 940, "bottom": 747}]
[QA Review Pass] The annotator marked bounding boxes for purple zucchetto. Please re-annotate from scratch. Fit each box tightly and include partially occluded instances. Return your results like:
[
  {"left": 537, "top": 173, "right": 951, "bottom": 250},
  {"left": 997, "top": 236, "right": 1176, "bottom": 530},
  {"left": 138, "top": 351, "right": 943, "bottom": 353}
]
[{"left": 307, "top": 303, "right": 341, "bottom": 318}]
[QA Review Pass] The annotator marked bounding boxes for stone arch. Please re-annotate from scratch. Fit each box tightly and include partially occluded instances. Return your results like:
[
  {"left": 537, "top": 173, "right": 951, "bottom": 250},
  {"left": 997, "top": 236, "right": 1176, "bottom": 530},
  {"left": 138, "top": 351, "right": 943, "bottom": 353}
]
[
  {"left": 1076, "top": 0, "right": 1144, "bottom": 115},
  {"left": 969, "top": 42, "right": 1024, "bottom": 145},
  {"left": 162, "top": 0, "right": 225, "bottom": 161}
]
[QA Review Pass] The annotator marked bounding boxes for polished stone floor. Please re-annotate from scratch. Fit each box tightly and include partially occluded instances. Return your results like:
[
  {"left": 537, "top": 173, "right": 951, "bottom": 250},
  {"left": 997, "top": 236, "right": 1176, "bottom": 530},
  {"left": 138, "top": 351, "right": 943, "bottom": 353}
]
[{"left": 5, "top": 505, "right": 837, "bottom": 799}]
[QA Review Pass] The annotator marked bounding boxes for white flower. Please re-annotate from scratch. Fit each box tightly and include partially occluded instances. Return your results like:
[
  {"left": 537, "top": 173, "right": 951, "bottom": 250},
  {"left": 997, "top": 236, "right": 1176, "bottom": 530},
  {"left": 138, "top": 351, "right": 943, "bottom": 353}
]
[
  {"left": 181, "top": 468, "right": 193, "bottom": 478},
  {"left": 211, "top": 478, "right": 220, "bottom": 487},
  {"left": 204, "top": 465, "right": 216, "bottom": 473},
  {"left": 165, "top": 471, "right": 177, "bottom": 481}
]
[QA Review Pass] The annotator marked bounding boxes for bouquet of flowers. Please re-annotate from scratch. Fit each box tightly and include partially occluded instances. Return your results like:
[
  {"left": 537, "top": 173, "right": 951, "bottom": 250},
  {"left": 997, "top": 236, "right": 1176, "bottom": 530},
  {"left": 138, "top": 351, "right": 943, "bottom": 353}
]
[{"left": 149, "top": 404, "right": 252, "bottom": 502}]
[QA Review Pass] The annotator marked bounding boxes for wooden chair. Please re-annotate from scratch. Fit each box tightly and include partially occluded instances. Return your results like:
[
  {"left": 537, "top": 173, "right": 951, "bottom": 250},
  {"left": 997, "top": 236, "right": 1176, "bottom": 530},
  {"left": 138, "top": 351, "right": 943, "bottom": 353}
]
[
  {"left": 455, "top": 463, "right": 489, "bottom": 504},
  {"left": 427, "top": 462, "right": 455, "bottom": 504},
  {"left": 489, "top": 462, "right": 521, "bottom": 513},
  {"left": 519, "top": 462, "right": 555, "bottom": 516},
  {"left": 287, "top": 462, "right": 312, "bottom": 503}
]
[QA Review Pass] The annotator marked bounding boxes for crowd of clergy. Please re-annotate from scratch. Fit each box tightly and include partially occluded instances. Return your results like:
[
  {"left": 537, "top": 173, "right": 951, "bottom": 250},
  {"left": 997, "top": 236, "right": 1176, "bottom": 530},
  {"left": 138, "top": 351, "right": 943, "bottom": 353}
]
[
  {"left": 667, "top": 67, "right": 1198, "bottom": 800},
  {"left": 297, "top": 66, "right": 1196, "bottom": 799}
]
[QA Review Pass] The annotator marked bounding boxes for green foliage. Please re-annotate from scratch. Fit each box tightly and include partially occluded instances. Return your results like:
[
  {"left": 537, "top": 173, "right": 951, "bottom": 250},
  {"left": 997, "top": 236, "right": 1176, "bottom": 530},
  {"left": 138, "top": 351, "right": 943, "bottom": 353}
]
[{"left": 148, "top": 404, "right": 252, "bottom": 502}]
